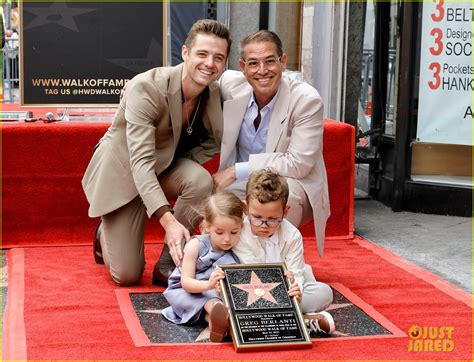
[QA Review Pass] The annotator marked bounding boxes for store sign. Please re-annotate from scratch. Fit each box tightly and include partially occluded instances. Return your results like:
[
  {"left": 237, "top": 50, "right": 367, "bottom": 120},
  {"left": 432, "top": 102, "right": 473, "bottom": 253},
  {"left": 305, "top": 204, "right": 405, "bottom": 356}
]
[
  {"left": 20, "top": 2, "right": 164, "bottom": 106},
  {"left": 417, "top": 1, "right": 472, "bottom": 145}
]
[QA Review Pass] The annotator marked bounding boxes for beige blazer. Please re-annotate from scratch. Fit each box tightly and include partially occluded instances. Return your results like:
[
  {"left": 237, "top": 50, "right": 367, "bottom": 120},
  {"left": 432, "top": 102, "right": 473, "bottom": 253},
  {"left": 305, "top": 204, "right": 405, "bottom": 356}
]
[
  {"left": 82, "top": 64, "right": 223, "bottom": 218},
  {"left": 219, "top": 70, "right": 330, "bottom": 256}
]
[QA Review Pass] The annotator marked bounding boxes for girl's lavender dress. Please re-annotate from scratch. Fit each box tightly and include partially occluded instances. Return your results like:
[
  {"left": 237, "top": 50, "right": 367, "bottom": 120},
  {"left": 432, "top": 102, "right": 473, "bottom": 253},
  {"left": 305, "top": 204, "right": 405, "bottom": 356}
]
[{"left": 161, "top": 234, "right": 239, "bottom": 324}]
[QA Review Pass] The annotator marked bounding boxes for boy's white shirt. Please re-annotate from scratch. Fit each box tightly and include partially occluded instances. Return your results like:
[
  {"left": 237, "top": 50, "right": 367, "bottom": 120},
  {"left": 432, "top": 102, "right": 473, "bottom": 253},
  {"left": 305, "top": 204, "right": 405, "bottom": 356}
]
[{"left": 233, "top": 218, "right": 306, "bottom": 291}]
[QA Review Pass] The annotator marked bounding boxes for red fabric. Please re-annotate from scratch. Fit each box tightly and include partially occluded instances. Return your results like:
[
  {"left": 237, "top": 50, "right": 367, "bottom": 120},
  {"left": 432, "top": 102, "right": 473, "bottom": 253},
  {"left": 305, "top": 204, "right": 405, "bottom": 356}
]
[
  {"left": 2, "top": 119, "right": 354, "bottom": 247},
  {"left": 5, "top": 236, "right": 472, "bottom": 360}
]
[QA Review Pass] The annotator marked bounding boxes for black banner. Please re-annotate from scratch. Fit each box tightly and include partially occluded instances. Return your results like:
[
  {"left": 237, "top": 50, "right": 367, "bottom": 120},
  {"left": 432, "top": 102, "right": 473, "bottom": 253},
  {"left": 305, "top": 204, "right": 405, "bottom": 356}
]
[{"left": 21, "top": 2, "right": 164, "bottom": 106}]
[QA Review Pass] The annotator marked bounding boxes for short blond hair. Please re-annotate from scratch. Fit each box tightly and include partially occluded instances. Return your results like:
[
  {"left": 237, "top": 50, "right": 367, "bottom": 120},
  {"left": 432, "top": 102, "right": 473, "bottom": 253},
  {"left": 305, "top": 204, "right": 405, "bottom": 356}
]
[{"left": 246, "top": 169, "right": 289, "bottom": 208}]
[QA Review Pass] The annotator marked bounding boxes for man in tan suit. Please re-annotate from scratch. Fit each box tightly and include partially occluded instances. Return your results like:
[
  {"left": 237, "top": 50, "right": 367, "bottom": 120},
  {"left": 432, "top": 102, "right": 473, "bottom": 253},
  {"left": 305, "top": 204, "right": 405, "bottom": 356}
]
[
  {"left": 82, "top": 20, "right": 231, "bottom": 286},
  {"left": 214, "top": 30, "right": 330, "bottom": 257}
]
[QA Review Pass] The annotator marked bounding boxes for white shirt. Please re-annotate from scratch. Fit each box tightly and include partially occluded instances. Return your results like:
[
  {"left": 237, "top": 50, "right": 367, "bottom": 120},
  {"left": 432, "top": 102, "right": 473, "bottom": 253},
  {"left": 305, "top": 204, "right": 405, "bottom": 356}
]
[{"left": 258, "top": 233, "right": 282, "bottom": 263}]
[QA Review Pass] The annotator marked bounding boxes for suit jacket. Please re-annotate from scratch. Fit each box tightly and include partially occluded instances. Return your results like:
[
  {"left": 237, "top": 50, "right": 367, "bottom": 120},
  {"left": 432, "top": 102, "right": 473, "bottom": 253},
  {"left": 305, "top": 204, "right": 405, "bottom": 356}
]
[
  {"left": 219, "top": 70, "right": 330, "bottom": 256},
  {"left": 82, "top": 63, "right": 223, "bottom": 218}
]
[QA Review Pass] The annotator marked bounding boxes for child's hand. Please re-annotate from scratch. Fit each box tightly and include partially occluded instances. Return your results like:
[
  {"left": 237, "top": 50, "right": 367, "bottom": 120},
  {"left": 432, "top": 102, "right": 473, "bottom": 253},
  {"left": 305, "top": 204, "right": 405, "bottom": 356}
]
[
  {"left": 208, "top": 266, "right": 225, "bottom": 291},
  {"left": 285, "top": 270, "right": 302, "bottom": 303},
  {"left": 285, "top": 270, "right": 295, "bottom": 281},
  {"left": 288, "top": 282, "right": 302, "bottom": 303}
]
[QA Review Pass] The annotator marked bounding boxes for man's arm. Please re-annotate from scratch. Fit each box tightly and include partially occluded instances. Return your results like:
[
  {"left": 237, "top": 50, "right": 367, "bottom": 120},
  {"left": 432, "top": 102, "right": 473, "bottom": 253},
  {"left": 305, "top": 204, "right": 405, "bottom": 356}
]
[
  {"left": 125, "top": 76, "right": 190, "bottom": 264},
  {"left": 125, "top": 78, "right": 169, "bottom": 215}
]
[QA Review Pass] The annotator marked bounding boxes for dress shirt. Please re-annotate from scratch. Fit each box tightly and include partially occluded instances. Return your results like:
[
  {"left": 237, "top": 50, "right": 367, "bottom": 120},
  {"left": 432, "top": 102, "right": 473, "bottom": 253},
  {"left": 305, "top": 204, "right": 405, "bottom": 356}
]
[
  {"left": 258, "top": 233, "right": 282, "bottom": 263},
  {"left": 235, "top": 88, "right": 280, "bottom": 181}
]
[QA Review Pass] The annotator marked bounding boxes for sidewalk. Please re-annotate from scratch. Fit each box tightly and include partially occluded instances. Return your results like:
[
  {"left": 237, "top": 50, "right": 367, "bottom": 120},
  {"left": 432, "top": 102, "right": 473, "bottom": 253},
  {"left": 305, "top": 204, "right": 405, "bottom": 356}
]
[{"left": 354, "top": 195, "right": 472, "bottom": 293}]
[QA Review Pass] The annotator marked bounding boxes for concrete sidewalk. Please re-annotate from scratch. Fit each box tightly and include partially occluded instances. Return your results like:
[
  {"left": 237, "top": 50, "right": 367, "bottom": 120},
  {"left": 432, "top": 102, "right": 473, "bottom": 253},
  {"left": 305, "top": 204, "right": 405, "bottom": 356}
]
[{"left": 354, "top": 196, "right": 472, "bottom": 293}]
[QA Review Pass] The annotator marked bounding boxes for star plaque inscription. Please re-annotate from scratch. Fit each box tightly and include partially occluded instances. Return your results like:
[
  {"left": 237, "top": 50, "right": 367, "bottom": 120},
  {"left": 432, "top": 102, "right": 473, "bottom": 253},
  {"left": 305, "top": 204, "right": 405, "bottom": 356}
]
[{"left": 219, "top": 263, "right": 311, "bottom": 351}]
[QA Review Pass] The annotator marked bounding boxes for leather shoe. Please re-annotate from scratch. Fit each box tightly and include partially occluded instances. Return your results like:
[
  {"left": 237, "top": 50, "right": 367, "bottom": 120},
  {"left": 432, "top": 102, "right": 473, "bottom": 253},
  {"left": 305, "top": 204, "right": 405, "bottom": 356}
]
[
  {"left": 152, "top": 244, "right": 175, "bottom": 286},
  {"left": 209, "top": 301, "right": 229, "bottom": 342},
  {"left": 93, "top": 222, "right": 104, "bottom": 265}
]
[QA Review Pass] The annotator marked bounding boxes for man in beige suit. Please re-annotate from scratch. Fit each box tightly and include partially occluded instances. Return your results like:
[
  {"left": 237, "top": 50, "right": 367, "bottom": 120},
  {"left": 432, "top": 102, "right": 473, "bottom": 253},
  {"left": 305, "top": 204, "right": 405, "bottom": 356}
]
[
  {"left": 82, "top": 20, "right": 231, "bottom": 286},
  {"left": 214, "top": 30, "right": 330, "bottom": 257}
]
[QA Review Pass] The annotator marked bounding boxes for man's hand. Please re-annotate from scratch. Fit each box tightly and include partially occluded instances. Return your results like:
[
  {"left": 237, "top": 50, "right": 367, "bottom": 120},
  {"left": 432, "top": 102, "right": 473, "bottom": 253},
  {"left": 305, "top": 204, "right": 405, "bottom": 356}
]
[
  {"left": 213, "top": 166, "right": 236, "bottom": 192},
  {"left": 159, "top": 212, "right": 190, "bottom": 266}
]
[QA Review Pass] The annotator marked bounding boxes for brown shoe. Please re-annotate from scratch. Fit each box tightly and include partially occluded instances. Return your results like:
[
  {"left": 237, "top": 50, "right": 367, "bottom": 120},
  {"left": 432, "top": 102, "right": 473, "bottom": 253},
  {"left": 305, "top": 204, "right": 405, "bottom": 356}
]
[
  {"left": 304, "top": 311, "right": 335, "bottom": 335},
  {"left": 93, "top": 222, "right": 104, "bottom": 265},
  {"left": 152, "top": 244, "right": 175, "bottom": 287},
  {"left": 209, "top": 301, "right": 229, "bottom": 342}
]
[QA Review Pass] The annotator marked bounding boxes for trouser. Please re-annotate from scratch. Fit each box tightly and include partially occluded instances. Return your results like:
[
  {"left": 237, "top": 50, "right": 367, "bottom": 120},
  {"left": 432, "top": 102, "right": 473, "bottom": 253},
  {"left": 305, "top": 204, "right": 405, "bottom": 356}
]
[
  {"left": 99, "top": 158, "right": 214, "bottom": 286},
  {"left": 225, "top": 178, "right": 313, "bottom": 227},
  {"left": 299, "top": 264, "right": 333, "bottom": 313}
]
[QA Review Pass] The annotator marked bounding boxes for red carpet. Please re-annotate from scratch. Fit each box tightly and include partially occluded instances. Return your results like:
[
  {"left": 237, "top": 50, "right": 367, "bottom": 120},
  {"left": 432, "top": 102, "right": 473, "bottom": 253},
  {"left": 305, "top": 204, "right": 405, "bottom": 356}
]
[
  {"left": 3, "top": 109, "right": 471, "bottom": 360},
  {"left": 3, "top": 236, "right": 472, "bottom": 360}
]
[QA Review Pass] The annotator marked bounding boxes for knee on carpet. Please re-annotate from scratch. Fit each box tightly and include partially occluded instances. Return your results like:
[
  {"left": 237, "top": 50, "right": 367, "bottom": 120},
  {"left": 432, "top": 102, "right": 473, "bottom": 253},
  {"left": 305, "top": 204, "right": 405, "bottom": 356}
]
[{"left": 110, "top": 266, "right": 144, "bottom": 286}]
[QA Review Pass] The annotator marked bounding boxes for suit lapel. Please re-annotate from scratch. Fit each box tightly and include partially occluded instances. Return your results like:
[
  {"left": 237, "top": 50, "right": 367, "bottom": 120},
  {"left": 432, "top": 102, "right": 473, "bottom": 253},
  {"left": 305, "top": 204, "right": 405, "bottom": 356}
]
[
  {"left": 204, "top": 82, "right": 224, "bottom": 144},
  {"left": 221, "top": 89, "right": 251, "bottom": 166},
  {"left": 166, "top": 64, "right": 183, "bottom": 148},
  {"left": 266, "top": 79, "right": 290, "bottom": 152}
]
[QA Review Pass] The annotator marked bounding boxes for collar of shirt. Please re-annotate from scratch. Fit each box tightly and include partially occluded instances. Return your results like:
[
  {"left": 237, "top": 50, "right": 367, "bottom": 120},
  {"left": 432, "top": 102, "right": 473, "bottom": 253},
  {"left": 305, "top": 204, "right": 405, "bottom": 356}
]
[
  {"left": 257, "top": 233, "right": 281, "bottom": 263},
  {"left": 246, "top": 86, "right": 281, "bottom": 117},
  {"left": 236, "top": 86, "right": 281, "bottom": 164}
]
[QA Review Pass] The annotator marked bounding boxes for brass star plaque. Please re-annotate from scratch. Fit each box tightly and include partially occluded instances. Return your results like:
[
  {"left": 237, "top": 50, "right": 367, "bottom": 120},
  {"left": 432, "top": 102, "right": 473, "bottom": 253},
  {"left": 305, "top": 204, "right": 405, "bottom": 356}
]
[{"left": 219, "top": 263, "right": 311, "bottom": 351}]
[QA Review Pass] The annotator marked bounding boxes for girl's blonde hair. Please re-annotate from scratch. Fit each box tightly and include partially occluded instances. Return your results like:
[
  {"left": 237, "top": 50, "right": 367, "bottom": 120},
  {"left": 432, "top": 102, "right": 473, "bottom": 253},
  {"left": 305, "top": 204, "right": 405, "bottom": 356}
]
[{"left": 202, "top": 192, "right": 244, "bottom": 226}]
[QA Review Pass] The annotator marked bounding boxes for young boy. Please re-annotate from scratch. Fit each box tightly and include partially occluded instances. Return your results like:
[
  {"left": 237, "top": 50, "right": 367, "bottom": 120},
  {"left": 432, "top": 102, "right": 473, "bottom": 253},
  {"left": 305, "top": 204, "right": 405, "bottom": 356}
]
[{"left": 232, "top": 169, "right": 335, "bottom": 335}]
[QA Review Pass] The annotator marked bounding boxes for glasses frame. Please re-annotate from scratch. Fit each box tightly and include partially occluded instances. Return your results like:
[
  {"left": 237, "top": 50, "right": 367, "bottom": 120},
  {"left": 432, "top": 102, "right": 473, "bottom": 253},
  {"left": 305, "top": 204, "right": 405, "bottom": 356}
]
[
  {"left": 248, "top": 215, "right": 283, "bottom": 228},
  {"left": 242, "top": 56, "right": 282, "bottom": 71}
]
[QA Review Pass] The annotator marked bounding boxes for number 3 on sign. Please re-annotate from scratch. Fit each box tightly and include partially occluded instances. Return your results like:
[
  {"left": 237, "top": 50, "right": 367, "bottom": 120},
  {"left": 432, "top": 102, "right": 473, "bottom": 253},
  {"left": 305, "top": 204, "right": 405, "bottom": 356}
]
[
  {"left": 431, "top": 0, "right": 444, "bottom": 22},
  {"left": 428, "top": 62, "right": 441, "bottom": 90},
  {"left": 429, "top": 28, "right": 443, "bottom": 56}
]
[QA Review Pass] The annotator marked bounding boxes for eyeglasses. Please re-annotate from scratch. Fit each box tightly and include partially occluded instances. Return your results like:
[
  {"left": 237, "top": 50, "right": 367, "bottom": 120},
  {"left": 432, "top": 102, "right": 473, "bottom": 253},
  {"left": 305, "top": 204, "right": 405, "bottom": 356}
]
[
  {"left": 242, "top": 56, "right": 281, "bottom": 71},
  {"left": 248, "top": 215, "right": 282, "bottom": 228}
]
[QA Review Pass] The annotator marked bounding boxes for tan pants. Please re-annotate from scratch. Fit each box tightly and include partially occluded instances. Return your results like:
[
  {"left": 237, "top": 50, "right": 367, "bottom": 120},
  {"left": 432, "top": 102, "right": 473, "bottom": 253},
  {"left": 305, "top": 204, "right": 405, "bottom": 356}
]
[
  {"left": 225, "top": 177, "right": 313, "bottom": 226},
  {"left": 99, "top": 158, "right": 213, "bottom": 286}
]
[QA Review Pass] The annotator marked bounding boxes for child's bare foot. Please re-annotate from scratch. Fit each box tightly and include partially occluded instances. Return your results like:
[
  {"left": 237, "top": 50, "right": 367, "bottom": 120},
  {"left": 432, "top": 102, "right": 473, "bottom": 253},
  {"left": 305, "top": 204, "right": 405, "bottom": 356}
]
[{"left": 209, "top": 301, "right": 229, "bottom": 342}]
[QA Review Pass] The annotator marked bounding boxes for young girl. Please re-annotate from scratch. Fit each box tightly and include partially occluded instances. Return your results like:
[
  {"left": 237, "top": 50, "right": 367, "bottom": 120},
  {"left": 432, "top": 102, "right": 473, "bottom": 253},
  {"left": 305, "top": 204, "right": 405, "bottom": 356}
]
[{"left": 161, "top": 192, "right": 243, "bottom": 342}]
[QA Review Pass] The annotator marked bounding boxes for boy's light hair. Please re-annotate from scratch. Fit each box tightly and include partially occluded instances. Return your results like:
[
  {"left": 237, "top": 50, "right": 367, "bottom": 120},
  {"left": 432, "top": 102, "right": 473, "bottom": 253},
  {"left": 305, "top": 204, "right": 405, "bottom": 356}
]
[{"left": 246, "top": 169, "right": 289, "bottom": 208}]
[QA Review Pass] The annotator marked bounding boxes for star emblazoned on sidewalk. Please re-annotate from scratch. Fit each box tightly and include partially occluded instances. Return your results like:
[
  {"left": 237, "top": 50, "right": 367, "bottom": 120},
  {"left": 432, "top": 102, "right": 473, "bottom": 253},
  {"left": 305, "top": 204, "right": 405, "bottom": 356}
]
[{"left": 232, "top": 271, "right": 281, "bottom": 306}]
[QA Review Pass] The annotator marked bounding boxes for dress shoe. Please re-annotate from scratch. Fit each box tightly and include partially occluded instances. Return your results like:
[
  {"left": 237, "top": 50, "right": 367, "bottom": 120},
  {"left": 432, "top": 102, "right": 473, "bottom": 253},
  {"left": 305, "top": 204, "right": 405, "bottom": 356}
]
[
  {"left": 209, "top": 301, "right": 229, "bottom": 342},
  {"left": 93, "top": 222, "right": 104, "bottom": 264},
  {"left": 152, "top": 244, "right": 175, "bottom": 287},
  {"left": 152, "top": 263, "right": 171, "bottom": 287},
  {"left": 304, "top": 311, "right": 335, "bottom": 335}
]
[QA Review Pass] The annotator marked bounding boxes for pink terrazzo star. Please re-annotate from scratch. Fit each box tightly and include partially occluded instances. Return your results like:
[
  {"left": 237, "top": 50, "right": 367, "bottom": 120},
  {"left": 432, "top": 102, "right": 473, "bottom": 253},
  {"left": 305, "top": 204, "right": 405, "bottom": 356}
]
[{"left": 233, "top": 271, "right": 281, "bottom": 306}]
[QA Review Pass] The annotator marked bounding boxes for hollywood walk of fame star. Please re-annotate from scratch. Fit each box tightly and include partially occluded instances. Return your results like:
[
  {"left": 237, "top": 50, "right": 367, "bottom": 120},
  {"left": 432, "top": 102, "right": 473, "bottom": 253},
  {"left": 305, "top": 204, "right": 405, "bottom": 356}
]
[
  {"left": 232, "top": 271, "right": 281, "bottom": 306},
  {"left": 23, "top": 2, "right": 96, "bottom": 32}
]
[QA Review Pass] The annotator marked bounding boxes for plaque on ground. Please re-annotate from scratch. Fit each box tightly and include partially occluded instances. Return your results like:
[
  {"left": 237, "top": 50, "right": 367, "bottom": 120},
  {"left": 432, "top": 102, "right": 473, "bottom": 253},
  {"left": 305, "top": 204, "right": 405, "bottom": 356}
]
[{"left": 219, "top": 263, "right": 311, "bottom": 351}]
